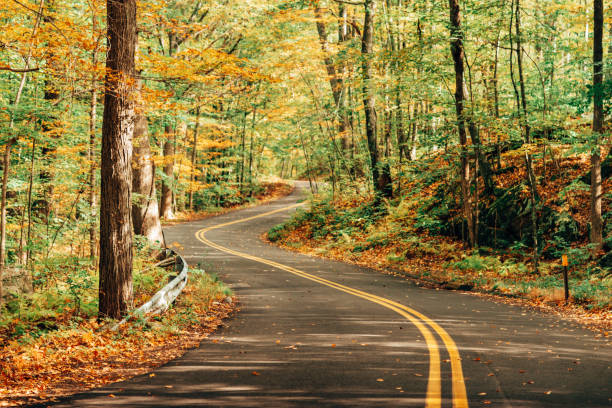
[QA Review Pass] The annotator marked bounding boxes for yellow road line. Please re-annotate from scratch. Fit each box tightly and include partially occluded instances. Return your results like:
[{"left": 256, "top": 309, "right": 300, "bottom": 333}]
[{"left": 195, "top": 202, "right": 468, "bottom": 408}]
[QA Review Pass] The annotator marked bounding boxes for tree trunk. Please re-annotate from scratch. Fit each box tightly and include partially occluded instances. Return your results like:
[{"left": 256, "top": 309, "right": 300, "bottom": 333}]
[
  {"left": 493, "top": 32, "right": 500, "bottom": 118},
  {"left": 396, "top": 90, "right": 406, "bottom": 162},
  {"left": 89, "top": 31, "right": 98, "bottom": 260},
  {"left": 515, "top": 0, "right": 538, "bottom": 270},
  {"left": 24, "top": 140, "right": 35, "bottom": 265},
  {"left": 189, "top": 107, "right": 200, "bottom": 210},
  {"left": 132, "top": 89, "right": 164, "bottom": 246},
  {"left": 515, "top": 0, "right": 530, "bottom": 142},
  {"left": 314, "top": 5, "right": 350, "bottom": 153},
  {"left": 98, "top": 0, "right": 136, "bottom": 319},
  {"left": 362, "top": 0, "right": 391, "bottom": 198},
  {"left": 160, "top": 125, "right": 175, "bottom": 219},
  {"left": 591, "top": 0, "right": 604, "bottom": 252},
  {"left": 449, "top": 0, "right": 474, "bottom": 247},
  {"left": 0, "top": 138, "right": 16, "bottom": 310},
  {"left": 409, "top": 102, "right": 418, "bottom": 161},
  {"left": 40, "top": 0, "right": 59, "bottom": 219}
]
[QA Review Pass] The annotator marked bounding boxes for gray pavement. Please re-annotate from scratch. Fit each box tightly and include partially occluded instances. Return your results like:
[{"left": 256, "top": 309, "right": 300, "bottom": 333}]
[{"left": 39, "top": 182, "right": 611, "bottom": 407}]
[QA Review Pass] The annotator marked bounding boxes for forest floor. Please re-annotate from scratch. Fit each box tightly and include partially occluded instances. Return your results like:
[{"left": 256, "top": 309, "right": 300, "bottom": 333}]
[
  {"left": 0, "top": 181, "right": 294, "bottom": 407},
  {"left": 0, "top": 260, "right": 237, "bottom": 406},
  {"left": 0, "top": 265, "right": 235, "bottom": 407}
]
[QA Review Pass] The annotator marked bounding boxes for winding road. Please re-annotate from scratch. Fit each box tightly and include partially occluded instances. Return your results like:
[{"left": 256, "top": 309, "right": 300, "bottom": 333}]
[{"left": 44, "top": 183, "right": 610, "bottom": 407}]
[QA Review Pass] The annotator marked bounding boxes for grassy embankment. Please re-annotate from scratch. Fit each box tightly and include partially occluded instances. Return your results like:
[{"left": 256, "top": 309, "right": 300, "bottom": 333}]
[{"left": 0, "top": 240, "right": 233, "bottom": 406}]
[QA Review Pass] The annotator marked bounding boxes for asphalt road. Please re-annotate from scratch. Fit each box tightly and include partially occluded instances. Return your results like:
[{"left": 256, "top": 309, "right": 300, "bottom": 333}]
[{"left": 42, "top": 182, "right": 610, "bottom": 407}]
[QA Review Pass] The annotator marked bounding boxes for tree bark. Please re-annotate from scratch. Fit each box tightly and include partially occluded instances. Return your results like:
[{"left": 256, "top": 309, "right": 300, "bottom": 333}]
[
  {"left": 24, "top": 140, "right": 35, "bottom": 265},
  {"left": 160, "top": 125, "right": 175, "bottom": 219},
  {"left": 449, "top": 0, "right": 474, "bottom": 247},
  {"left": 132, "top": 90, "right": 164, "bottom": 246},
  {"left": 314, "top": 5, "right": 350, "bottom": 153},
  {"left": 89, "top": 23, "right": 98, "bottom": 260},
  {"left": 515, "top": 0, "right": 538, "bottom": 270},
  {"left": 40, "top": 0, "right": 59, "bottom": 218},
  {"left": 0, "top": 138, "right": 16, "bottom": 310},
  {"left": 98, "top": 0, "right": 136, "bottom": 319},
  {"left": 188, "top": 107, "right": 200, "bottom": 210},
  {"left": 515, "top": 0, "right": 530, "bottom": 142},
  {"left": 362, "top": 0, "right": 391, "bottom": 198},
  {"left": 590, "top": 0, "right": 604, "bottom": 252}
]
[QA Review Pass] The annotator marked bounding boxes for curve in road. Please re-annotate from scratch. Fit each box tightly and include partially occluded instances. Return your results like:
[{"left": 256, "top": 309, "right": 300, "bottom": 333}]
[
  {"left": 40, "top": 182, "right": 611, "bottom": 407},
  {"left": 195, "top": 202, "right": 467, "bottom": 408}
]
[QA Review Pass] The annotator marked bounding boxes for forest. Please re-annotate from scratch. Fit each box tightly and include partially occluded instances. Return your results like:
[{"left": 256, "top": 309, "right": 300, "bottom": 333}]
[{"left": 0, "top": 0, "right": 610, "bottom": 403}]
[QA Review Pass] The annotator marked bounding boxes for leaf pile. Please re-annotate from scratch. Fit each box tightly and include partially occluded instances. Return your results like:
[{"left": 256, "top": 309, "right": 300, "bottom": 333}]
[{"left": 0, "top": 273, "right": 235, "bottom": 407}]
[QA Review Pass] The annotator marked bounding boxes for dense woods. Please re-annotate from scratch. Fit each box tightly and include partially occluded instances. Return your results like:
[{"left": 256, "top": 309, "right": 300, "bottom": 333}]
[{"left": 0, "top": 0, "right": 610, "bottom": 337}]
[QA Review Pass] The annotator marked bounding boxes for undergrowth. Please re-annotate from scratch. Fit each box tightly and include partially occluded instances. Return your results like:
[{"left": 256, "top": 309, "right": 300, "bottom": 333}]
[
  {"left": 0, "top": 239, "right": 231, "bottom": 344},
  {"left": 269, "top": 150, "right": 612, "bottom": 311}
]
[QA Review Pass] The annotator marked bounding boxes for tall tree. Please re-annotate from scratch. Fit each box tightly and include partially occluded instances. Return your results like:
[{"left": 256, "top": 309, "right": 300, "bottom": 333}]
[
  {"left": 590, "top": 0, "right": 604, "bottom": 252},
  {"left": 449, "top": 0, "right": 474, "bottom": 247},
  {"left": 362, "top": 0, "right": 392, "bottom": 198},
  {"left": 98, "top": 0, "right": 137, "bottom": 319},
  {"left": 160, "top": 124, "right": 175, "bottom": 219},
  {"left": 132, "top": 81, "right": 164, "bottom": 246},
  {"left": 188, "top": 107, "right": 200, "bottom": 210},
  {"left": 314, "top": 4, "right": 350, "bottom": 153}
]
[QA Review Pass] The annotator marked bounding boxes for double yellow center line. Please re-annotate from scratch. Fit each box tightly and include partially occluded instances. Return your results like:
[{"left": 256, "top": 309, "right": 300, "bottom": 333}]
[{"left": 195, "top": 203, "right": 469, "bottom": 408}]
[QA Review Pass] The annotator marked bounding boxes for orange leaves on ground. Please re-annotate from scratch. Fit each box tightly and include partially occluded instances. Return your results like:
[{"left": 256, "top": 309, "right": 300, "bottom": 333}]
[{"left": 0, "top": 301, "right": 235, "bottom": 407}]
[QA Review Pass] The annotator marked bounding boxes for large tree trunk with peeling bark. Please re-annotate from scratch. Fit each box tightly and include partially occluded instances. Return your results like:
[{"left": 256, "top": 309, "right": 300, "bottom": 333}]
[
  {"left": 98, "top": 0, "right": 136, "bottom": 319},
  {"left": 449, "top": 0, "right": 474, "bottom": 247},
  {"left": 160, "top": 125, "right": 175, "bottom": 220},
  {"left": 590, "top": 0, "right": 604, "bottom": 252},
  {"left": 132, "top": 91, "right": 164, "bottom": 246}
]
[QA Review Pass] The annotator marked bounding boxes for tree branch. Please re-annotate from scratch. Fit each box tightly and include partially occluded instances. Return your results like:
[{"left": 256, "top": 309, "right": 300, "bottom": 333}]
[
  {"left": 331, "top": 0, "right": 365, "bottom": 5},
  {"left": 1, "top": 66, "right": 40, "bottom": 73}
]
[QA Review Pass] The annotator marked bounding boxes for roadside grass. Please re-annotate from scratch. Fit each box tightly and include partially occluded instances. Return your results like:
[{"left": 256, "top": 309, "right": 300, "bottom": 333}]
[
  {"left": 0, "top": 245, "right": 233, "bottom": 406},
  {"left": 268, "top": 188, "right": 612, "bottom": 317}
]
